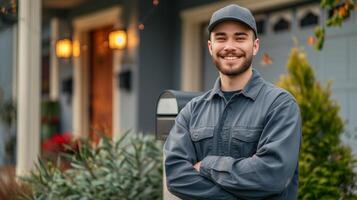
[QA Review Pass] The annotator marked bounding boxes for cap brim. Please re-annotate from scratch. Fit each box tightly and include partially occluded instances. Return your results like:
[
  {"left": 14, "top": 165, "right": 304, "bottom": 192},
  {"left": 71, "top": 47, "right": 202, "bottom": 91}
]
[{"left": 208, "top": 17, "right": 256, "bottom": 37}]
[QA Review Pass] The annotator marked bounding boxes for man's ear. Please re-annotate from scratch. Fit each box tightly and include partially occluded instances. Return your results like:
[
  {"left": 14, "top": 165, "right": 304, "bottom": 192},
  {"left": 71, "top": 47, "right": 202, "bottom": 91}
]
[
  {"left": 253, "top": 38, "right": 260, "bottom": 56},
  {"left": 208, "top": 40, "right": 213, "bottom": 56}
]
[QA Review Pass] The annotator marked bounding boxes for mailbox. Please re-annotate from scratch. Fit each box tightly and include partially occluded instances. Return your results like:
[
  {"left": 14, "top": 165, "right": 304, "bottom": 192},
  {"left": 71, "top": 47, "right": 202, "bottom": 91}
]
[{"left": 156, "top": 90, "right": 203, "bottom": 141}]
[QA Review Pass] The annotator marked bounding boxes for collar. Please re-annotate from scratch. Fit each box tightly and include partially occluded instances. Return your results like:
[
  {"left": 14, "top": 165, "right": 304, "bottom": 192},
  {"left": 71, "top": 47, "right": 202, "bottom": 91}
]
[{"left": 206, "top": 68, "right": 265, "bottom": 101}]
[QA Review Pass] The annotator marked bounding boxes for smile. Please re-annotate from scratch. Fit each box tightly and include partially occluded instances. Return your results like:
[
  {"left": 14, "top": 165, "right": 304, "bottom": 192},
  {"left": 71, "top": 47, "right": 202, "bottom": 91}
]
[{"left": 223, "top": 56, "right": 238, "bottom": 60}]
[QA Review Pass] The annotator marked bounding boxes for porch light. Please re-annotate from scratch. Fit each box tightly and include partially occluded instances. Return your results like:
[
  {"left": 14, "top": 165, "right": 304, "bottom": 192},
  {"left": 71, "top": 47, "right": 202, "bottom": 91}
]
[
  {"left": 55, "top": 39, "right": 72, "bottom": 58},
  {"left": 109, "top": 30, "right": 127, "bottom": 50}
]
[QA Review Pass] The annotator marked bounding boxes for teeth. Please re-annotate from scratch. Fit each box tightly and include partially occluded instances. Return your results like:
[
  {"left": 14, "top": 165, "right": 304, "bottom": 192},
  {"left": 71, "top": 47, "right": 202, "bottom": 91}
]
[{"left": 224, "top": 56, "right": 238, "bottom": 60}]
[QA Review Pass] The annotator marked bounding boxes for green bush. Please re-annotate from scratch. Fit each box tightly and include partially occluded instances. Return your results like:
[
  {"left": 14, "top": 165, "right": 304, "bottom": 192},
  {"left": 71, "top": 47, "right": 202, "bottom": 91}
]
[
  {"left": 277, "top": 48, "right": 357, "bottom": 199},
  {"left": 22, "top": 133, "right": 163, "bottom": 200}
]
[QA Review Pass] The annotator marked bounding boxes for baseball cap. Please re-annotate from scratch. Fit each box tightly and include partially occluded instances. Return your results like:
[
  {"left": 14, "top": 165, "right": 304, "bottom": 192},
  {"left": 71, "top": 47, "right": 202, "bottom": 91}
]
[{"left": 208, "top": 4, "right": 257, "bottom": 38}]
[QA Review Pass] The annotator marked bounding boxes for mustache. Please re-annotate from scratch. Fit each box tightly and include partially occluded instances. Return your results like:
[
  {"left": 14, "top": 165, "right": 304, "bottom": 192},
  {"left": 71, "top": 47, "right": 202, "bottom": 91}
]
[{"left": 218, "top": 50, "right": 245, "bottom": 57}]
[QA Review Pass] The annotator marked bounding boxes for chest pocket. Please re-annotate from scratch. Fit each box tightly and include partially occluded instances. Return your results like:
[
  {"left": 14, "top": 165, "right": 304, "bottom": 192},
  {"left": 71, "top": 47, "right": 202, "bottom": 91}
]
[
  {"left": 190, "top": 127, "right": 214, "bottom": 159},
  {"left": 231, "top": 127, "right": 262, "bottom": 158}
]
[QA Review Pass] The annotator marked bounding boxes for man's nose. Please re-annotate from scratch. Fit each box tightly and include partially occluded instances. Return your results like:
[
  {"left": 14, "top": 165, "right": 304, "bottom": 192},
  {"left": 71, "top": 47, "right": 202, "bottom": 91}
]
[{"left": 223, "top": 40, "right": 237, "bottom": 52}]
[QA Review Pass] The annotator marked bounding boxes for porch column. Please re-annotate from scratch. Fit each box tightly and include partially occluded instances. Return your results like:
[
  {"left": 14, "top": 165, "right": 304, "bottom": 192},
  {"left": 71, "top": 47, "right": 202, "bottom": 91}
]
[
  {"left": 72, "top": 31, "right": 89, "bottom": 138},
  {"left": 50, "top": 18, "right": 60, "bottom": 100},
  {"left": 16, "top": 0, "right": 41, "bottom": 176}
]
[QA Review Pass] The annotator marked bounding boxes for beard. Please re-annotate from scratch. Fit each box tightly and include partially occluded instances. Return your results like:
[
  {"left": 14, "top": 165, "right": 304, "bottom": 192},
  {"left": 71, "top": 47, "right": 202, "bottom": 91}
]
[{"left": 213, "top": 51, "right": 253, "bottom": 77}]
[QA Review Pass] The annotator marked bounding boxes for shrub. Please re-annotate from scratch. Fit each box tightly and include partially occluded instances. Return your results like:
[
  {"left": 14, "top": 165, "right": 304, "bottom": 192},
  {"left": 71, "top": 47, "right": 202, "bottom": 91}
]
[
  {"left": 22, "top": 133, "right": 163, "bottom": 200},
  {"left": 277, "top": 48, "right": 357, "bottom": 199}
]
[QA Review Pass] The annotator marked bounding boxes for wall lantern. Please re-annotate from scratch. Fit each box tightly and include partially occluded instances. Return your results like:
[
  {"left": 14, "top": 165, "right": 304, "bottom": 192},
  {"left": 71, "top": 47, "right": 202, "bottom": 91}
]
[
  {"left": 109, "top": 30, "right": 127, "bottom": 50},
  {"left": 55, "top": 39, "right": 72, "bottom": 58}
]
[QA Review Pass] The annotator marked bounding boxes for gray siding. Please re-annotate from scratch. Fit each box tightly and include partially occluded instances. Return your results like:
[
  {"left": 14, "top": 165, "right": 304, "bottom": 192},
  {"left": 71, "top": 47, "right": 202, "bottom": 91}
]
[
  {"left": 0, "top": 27, "right": 14, "bottom": 164},
  {"left": 137, "top": 0, "right": 175, "bottom": 133},
  {"left": 137, "top": 0, "right": 219, "bottom": 133}
]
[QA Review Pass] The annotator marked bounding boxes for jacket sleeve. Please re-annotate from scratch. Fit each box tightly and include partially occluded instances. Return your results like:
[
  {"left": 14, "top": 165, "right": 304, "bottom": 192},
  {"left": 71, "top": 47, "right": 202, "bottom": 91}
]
[
  {"left": 199, "top": 94, "right": 301, "bottom": 199},
  {"left": 164, "top": 102, "right": 236, "bottom": 200}
]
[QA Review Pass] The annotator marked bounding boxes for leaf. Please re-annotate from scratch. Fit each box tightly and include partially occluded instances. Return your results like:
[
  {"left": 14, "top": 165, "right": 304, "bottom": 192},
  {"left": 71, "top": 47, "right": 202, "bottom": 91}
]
[{"left": 22, "top": 132, "right": 163, "bottom": 199}]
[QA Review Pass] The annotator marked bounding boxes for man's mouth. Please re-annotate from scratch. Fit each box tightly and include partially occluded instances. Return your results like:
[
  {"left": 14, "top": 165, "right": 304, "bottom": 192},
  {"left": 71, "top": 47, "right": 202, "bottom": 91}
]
[
  {"left": 222, "top": 56, "right": 239, "bottom": 60},
  {"left": 220, "top": 54, "right": 244, "bottom": 60}
]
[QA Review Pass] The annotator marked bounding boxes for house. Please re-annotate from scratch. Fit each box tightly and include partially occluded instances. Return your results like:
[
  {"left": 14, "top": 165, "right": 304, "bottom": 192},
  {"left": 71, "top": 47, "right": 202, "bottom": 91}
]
[{"left": 0, "top": 0, "right": 356, "bottom": 176}]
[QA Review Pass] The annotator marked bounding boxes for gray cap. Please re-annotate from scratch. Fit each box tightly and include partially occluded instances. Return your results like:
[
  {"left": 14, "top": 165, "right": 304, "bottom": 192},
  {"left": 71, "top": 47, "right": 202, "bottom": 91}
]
[{"left": 208, "top": 4, "right": 257, "bottom": 38}]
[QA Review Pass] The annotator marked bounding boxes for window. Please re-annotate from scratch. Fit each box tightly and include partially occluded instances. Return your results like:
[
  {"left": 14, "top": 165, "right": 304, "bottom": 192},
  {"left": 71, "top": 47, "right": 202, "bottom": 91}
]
[
  {"left": 256, "top": 19, "right": 266, "bottom": 35},
  {"left": 300, "top": 11, "right": 319, "bottom": 27},
  {"left": 273, "top": 17, "right": 290, "bottom": 32}
]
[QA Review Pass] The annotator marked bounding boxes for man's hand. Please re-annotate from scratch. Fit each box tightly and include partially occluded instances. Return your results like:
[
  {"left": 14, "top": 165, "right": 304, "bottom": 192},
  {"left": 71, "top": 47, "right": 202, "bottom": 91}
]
[{"left": 194, "top": 161, "right": 201, "bottom": 172}]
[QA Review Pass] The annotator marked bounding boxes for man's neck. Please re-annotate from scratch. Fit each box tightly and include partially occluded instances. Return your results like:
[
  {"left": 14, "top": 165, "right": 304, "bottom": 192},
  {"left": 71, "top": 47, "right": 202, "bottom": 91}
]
[{"left": 220, "top": 67, "right": 253, "bottom": 92}]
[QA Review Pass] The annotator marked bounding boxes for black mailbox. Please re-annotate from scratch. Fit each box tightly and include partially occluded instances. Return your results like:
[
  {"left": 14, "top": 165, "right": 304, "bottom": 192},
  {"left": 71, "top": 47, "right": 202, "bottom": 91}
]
[{"left": 156, "top": 90, "right": 203, "bottom": 141}]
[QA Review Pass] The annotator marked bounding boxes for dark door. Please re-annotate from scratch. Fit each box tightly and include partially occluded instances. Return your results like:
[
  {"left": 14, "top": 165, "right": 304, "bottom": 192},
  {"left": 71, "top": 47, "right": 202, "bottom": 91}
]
[{"left": 89, "top": 26, "right": 113, "bottom": 142}]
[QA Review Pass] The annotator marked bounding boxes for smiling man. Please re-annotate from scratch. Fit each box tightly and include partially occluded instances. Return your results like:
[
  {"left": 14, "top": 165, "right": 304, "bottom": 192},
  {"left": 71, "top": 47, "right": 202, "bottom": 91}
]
[{"left": 164, "top": 4, "right": 301, "bottom": 200}]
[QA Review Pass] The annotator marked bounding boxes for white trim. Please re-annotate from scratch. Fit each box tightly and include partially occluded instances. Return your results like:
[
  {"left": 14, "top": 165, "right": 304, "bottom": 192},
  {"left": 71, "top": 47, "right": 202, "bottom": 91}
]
[
  {"left": 269, "top": 10, "right": 293, "bottom": 27},
  {"left": 296, "top": 3, "right": 321, "bottom": 28},
  {"left": 73, "top": 7, "right": 123, "bottom": 31},
  {"left": 296, "top": 4, "right": 320, "bottom": 20},
  {"left": 112, "top": 49, "right": 123, "bottom": 141},
  {"left": 72, "top": 6, "right": 122, "bottom": 139},
  {"left": 16, "top": 0, "right": 41, "bottom": 176},
  {"left": 180, "top": 0, "right": 301, "bottom": 91},
  {"left": 50, "top": 18, "right": 60, "bottom": 100}
]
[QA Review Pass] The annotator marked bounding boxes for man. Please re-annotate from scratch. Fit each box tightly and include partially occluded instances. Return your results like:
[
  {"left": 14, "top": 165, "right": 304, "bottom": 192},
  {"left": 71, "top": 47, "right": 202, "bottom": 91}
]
[{"left": 164, "top": 4, "right": 301, "bottom": 200}]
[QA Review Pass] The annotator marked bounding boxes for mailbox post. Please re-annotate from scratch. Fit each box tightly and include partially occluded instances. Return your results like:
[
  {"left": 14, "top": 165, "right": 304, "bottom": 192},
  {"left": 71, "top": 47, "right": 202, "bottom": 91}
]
[{"left": 156, "top": 90, "right": 203, "bottom": 200}]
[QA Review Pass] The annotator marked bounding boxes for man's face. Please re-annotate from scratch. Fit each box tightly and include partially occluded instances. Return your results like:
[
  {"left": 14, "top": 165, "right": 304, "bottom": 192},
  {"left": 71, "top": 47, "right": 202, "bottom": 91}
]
[{"left": 208, "top": 21, "right": 259, "bottom": 77}]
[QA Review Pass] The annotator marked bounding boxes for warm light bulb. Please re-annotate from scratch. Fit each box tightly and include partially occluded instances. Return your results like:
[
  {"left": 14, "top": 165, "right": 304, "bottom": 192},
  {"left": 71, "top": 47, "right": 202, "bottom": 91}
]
[
  {"left": 56, "top": 39, "right": 72, "bottom": 58},
  {"left": 109, "top": 30, "right": 127, "bottom": 50}
]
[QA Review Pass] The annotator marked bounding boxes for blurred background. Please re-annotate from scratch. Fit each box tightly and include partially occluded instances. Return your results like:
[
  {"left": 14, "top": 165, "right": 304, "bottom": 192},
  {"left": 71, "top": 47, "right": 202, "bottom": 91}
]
[{"left": 0, "top": 0, "right": 357, "bottom": 198}]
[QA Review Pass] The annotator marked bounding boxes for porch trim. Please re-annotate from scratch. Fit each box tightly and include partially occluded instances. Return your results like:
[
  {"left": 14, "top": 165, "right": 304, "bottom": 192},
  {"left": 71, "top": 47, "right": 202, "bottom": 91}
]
[
  {"left": 49, "top": 18, "right": 59, "bottom": 100},
  {"left": 16, "top": 0, "right": 41, "bottom": 176}
]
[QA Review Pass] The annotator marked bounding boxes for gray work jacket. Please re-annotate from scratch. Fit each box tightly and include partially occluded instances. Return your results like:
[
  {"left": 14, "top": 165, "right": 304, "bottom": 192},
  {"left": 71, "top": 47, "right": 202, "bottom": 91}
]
[{"left": 164, "top": 69, "right": 301, "bottom": 200}]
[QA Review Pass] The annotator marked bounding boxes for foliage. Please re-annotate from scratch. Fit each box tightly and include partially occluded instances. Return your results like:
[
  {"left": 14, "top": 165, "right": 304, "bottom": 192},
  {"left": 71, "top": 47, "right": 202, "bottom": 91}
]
[
  {"left": 276, "top": 48, "right": 357, "bottom": 199},
  {"left": 0, "top": 0, "right": 17, "bottom": 30},
  {"left": 22, "top": 132, "right": 163, "bottom": 200},
  {"left": 41, "top": 100, "right": 60, "bottom": 140},
  {"left": 0, "top": 88, "right": 17, "bottom": 164},
  {"left": 315, "top": 0, "right": 356, "bottom": 50},
  {"left": 0, "top": 99, "right": 16, "bottom": 128}
]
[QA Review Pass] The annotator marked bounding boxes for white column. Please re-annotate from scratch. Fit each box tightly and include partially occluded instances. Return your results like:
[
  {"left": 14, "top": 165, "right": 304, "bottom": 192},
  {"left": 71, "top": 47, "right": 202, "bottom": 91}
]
[
  {"left": 72, "top": 31, "right": 83, "bottom": 138},
  {"left": 50, "top": 18, "right": 60, "bottom": 100},
  {"left": 72, "top": 31, "right": 89, "bottom": 138},
  {"left": 181, "top": 20, "right": 202, "bottom": 91},
  {"left": 16, "top": 0, "right": 41, "bottom": 176},
  {"left": 112, "top": 51, "right": 122, "bottom": 141}
]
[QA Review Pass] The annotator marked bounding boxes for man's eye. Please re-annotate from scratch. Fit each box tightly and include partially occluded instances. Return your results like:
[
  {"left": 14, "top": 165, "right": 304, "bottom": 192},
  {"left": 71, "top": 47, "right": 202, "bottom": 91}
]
[
  {"left": 236, "top": 37, "right": 246, "bottom": 41},
  {"left": 216, "top": 37, "right": 225, "bottom": 41}
]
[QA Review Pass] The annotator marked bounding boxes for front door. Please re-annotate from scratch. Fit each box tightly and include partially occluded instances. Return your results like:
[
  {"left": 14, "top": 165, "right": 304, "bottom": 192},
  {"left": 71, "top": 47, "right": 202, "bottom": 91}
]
[{"left": 89, "top": 26, "right": 113, "bottom": 141}]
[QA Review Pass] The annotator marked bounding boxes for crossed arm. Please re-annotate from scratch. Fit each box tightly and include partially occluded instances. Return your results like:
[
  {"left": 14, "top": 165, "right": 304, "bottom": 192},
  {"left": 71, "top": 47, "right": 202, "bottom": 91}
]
[
  {"left": 164, "top": 119, "right": 236, "bottom": 200},
  {"left": 164, "top": 96, "right": 301, "bottom": 200}
]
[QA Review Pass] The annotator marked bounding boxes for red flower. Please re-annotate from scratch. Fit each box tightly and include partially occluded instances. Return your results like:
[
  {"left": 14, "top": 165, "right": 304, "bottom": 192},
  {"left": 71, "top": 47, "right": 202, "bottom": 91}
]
[{"left": 42, "top": 133, "right": 76, "bottom": 153}]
